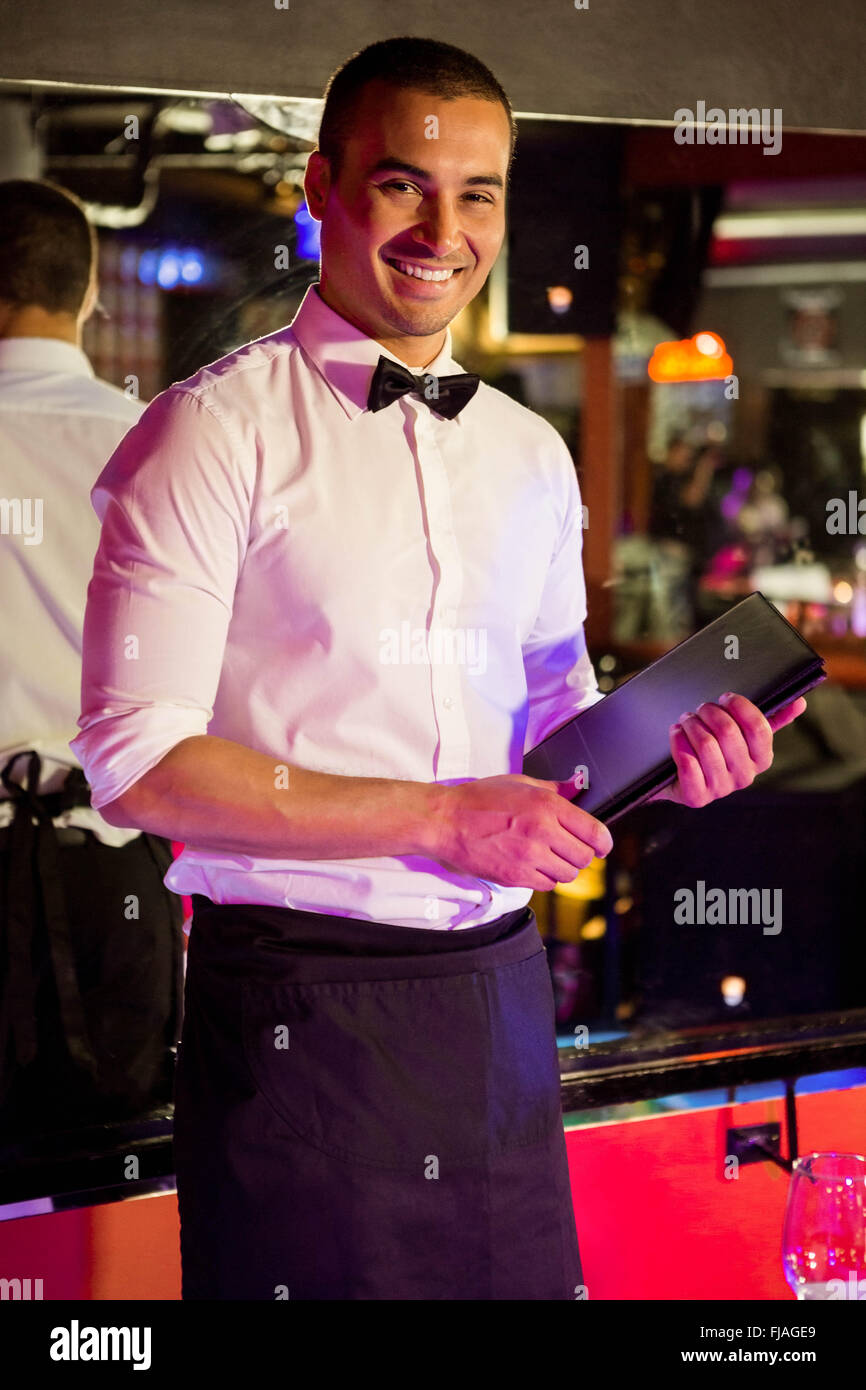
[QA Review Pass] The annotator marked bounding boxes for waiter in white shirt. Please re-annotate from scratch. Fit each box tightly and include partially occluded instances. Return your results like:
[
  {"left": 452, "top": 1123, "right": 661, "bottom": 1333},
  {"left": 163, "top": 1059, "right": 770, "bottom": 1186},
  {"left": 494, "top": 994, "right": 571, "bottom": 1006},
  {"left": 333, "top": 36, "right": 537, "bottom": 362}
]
[
  {"left": 72, "top": 38, "right": 806, "bottom": 1300},
  {"left": 0, "top": 178, "right": 183, "bottom": 1134}
]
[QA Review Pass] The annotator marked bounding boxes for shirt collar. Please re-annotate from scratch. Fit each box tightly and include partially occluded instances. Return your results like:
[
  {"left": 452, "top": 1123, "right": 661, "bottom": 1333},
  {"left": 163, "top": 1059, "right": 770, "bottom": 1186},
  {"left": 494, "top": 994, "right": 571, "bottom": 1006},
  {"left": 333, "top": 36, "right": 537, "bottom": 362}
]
[
  {"left": 0, "top": 336, "right": 95, "bottom": 378},
  {"left": 288, "top": 282, "right": 467, "bottom": 421}
]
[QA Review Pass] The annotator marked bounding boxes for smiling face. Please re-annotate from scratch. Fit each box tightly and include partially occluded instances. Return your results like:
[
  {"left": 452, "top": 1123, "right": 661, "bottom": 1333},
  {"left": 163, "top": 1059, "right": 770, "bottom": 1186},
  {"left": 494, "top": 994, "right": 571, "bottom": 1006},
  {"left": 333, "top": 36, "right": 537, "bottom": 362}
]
[{"left": 304, "top": 80, "right": 511, "bottom": 367}]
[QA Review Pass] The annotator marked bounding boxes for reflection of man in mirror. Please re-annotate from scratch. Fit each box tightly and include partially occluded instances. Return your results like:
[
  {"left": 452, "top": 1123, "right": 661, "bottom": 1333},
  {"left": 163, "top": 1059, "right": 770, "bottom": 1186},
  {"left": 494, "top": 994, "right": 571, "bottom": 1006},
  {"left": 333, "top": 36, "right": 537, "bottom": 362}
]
[
  {"left": 72, "top": 38, "right": 806, "bottom": 1300},
  {"left": 649, "top": 435, "right": 727, "bottom": 629},
  {"left": 0, "top": 180, "right": 183, "bottom": 1134}
]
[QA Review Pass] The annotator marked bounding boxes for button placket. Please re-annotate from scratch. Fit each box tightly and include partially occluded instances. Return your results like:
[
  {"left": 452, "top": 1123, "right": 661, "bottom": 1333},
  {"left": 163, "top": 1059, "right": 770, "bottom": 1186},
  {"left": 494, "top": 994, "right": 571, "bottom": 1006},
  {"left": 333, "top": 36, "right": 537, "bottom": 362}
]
[{"left": 407, "top": 402, "right": 472, "bottom": 780}]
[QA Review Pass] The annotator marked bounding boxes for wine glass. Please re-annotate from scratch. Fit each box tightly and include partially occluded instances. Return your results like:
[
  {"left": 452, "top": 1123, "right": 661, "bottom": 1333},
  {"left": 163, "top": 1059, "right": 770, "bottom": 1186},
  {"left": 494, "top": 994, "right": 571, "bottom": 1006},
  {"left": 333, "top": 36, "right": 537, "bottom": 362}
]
[{"left": 783, "top": 1152, "right": 866, "bottom": 1300}]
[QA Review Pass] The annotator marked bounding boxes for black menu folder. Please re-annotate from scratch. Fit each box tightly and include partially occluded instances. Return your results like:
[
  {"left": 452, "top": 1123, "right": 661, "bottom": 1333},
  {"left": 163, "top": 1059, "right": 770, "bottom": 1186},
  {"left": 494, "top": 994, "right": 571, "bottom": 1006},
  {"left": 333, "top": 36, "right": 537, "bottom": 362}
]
[{"left": 522, "top": 591, "right": 827, "bottom": 825}]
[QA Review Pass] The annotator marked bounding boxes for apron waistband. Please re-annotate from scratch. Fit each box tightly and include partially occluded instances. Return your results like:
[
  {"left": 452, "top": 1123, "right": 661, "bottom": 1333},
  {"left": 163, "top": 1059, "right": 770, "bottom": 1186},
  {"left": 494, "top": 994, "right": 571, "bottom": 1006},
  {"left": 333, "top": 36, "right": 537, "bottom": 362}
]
[{"left": 189, "top": 894, "right": 542, "bottom": 985}]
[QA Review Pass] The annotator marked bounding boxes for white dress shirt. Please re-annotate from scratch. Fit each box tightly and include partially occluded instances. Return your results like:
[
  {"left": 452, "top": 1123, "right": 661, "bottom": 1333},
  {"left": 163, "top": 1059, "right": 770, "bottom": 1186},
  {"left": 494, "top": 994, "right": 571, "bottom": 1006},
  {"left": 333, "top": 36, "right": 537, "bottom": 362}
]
[
  {"left": 71, "top": 284, "right": 603, "bottom": 928},
  {"left": 0, "top": 336, "right": 145, "bottom": 846}
]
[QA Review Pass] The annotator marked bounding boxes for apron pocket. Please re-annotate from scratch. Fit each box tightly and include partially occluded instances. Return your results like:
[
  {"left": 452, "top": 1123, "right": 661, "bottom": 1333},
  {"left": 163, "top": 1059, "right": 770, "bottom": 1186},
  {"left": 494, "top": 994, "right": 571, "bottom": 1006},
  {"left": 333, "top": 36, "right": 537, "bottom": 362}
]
[{"left": 241, "top": 949, "right": 560, "bottom": 1173}]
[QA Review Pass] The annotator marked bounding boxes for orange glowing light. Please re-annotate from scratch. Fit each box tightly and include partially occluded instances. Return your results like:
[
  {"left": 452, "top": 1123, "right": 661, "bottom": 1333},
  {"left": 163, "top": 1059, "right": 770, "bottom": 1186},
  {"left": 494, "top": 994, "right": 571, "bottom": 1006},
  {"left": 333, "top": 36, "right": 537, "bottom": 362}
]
[
  {"left": 546, "top": 285, "right": 573, "bottom": 314},
  {"left": 648, "top": 332, "right": 733, "bottom": 383}
]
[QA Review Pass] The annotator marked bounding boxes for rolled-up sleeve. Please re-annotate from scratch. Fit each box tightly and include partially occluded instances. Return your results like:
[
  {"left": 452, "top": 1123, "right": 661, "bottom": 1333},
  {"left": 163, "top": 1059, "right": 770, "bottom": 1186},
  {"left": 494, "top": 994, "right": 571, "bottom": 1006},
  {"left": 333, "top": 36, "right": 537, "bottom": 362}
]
[
  {"left": 522, "top": 439, "right": 605, "bottom": 752},
  {"left": 70, "top": 387, "right": 251, "bottom": 809}
]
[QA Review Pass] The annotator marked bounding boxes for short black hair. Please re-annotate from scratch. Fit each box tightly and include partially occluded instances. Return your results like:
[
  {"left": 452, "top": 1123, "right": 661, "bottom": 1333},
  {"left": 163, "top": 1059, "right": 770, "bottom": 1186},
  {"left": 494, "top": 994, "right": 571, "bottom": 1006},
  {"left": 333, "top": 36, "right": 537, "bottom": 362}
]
[
  {"left": 0, "top": 178, "right": 96, "bottom": 316},
  {"left": 317, "top": 37, "right": 517, "bottom": 182}
]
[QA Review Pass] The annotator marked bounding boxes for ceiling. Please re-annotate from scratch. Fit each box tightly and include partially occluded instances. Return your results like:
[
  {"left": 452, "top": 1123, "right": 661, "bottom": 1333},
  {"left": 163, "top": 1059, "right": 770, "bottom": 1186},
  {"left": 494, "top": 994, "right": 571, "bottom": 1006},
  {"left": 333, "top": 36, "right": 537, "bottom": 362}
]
[{"left": 1, "top": 0, "right": 865, "bottom": 133}]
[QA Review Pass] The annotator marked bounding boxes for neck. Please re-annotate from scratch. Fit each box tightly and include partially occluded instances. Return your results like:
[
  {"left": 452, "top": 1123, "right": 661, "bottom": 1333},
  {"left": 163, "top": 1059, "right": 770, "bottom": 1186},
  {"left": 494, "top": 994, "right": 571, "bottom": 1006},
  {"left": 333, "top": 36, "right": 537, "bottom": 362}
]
[
  {"left": 0, "top": 304, "right": 81, "bottom": 345},
  {"left": 314, "top": 281, "right": 446, "bottom": 370}
]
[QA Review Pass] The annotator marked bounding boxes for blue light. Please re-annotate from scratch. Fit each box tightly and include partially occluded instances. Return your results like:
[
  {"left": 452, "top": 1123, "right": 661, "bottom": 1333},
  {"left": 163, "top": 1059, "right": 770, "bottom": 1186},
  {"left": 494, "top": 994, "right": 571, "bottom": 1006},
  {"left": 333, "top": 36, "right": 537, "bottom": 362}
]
[
  {"left": 138, "top": 246, "right": 210, "bottom": 290},
  {"left": 294, "top": 201, "right": 321, "bottom": 261},
  {"left": 157, "top": 253, "right": 181, "bottom": 289},
  {"left": 137, "top": 249, "right": 158, "bottom": 285},
  {"left": 180, "top": 251, "right": 205, "bottom": 284}
]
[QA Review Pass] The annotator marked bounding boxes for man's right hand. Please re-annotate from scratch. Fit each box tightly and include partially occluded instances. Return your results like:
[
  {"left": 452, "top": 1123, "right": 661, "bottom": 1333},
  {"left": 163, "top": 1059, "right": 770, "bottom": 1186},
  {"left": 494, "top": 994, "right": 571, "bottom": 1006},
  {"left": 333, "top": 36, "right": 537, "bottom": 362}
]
[{"left": 427, "top": 774, "right": 614, "bottom": 891}]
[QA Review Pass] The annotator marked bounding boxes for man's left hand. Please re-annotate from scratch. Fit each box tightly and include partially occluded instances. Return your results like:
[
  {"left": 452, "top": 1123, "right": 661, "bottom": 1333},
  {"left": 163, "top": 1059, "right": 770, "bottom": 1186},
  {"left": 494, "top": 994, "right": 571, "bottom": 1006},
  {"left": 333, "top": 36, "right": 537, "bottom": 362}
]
[{"left": 649, "top": 692, "right": 808, "bottom": 810}]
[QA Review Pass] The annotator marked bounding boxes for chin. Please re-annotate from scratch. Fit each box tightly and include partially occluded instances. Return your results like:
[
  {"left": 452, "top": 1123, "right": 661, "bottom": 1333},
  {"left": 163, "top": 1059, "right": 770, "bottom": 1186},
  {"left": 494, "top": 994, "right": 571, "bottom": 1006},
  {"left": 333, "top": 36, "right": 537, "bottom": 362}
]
[{"left": 385, "top": 307, "right": 458, "bottom": 339}]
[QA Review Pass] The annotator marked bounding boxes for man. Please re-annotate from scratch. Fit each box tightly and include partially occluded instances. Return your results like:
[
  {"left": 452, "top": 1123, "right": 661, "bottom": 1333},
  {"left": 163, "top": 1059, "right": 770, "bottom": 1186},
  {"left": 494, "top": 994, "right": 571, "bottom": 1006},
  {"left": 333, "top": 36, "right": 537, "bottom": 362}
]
[
  {"left": 0, "top": 179, "right": 183, "bottom": 1130},
  {"left": 72, "top": 38, "right": 805, "bottom": 1299}
]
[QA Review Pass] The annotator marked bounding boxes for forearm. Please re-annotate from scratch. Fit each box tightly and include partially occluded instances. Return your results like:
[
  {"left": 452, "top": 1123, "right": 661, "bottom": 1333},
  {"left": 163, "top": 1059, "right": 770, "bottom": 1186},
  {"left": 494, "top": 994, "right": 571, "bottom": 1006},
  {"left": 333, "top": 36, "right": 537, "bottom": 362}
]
[
  {"left": 100, "top": 733, "right": 446, "bottom": 860},
  {"left": 681, "top": 459, "right": 715, "bottom": 508}
]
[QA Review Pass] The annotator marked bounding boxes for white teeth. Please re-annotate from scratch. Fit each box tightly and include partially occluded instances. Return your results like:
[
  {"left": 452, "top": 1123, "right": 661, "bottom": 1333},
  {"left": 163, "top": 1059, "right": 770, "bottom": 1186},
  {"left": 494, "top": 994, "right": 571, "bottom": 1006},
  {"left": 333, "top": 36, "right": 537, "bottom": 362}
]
[{"left": 389, "top": 258, "right": 455, "bottom": 282}]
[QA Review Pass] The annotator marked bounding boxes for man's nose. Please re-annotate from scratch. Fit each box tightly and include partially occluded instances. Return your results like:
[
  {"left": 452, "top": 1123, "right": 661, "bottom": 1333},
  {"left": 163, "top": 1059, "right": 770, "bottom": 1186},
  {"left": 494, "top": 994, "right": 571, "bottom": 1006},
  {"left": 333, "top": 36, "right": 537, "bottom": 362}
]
[{"left": 412, "top": 200, "right": 463, "bottom": 259}]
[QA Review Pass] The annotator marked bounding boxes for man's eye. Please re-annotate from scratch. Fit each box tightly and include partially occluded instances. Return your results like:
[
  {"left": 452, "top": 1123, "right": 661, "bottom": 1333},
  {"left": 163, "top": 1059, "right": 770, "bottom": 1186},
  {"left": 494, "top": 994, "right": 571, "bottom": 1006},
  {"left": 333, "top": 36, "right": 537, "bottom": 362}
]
[{"left": 380, "top": 182, "right": 493, "bottom": 205}]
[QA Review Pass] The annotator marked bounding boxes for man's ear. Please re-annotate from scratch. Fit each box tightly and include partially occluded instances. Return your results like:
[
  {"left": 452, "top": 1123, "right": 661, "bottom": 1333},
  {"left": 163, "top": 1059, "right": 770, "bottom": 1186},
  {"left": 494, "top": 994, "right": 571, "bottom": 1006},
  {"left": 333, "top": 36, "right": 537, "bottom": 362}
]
[
  {"left": 80, "top": 268, "right": 99, "bottom": 324},
  {"left": 303, "top": 151, "right": 332, "bottom": 221}
]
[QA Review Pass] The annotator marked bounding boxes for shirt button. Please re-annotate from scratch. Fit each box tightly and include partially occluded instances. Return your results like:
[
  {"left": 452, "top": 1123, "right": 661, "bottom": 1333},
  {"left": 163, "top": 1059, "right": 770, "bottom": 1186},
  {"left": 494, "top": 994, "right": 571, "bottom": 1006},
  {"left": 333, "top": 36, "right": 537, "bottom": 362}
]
[{"left": 443, "top": 696, "right": 454, "bottom": 709}]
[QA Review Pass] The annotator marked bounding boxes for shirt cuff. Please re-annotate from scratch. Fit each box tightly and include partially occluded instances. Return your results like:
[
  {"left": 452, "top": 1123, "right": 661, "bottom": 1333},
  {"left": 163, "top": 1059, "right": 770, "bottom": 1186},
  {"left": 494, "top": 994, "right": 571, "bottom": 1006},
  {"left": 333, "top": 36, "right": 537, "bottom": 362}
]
[{"left": 69, "top": 706, "right": 209, "bottom": 809}]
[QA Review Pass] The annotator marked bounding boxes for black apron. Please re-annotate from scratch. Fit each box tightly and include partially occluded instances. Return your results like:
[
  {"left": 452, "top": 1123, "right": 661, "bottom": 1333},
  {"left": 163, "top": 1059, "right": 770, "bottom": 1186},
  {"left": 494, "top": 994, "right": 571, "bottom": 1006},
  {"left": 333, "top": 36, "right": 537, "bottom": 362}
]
[
  {"left": 0, "top": 749, "right": 100, "bottom": 1091},
  {"left": 174, "top": 895, "right": 583, "bottom": 1300},
  {"left": 0, "top": 749, "right": 183, "bottom": 1129}
]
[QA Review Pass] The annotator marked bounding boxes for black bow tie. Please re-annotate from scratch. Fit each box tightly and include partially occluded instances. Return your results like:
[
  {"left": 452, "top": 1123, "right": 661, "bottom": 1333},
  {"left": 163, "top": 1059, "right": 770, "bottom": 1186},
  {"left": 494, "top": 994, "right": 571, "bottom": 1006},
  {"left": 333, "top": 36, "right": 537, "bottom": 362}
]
[{"left": 366, "top": 354, "right": 480, "bottom": 420}]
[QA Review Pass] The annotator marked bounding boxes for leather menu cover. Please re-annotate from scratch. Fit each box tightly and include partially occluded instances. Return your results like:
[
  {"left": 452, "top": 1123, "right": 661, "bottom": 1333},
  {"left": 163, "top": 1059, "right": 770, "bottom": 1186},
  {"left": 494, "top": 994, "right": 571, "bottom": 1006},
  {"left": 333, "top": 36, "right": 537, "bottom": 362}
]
[{"left": 522, "top": 591, "right": 826, "bottom": 825}]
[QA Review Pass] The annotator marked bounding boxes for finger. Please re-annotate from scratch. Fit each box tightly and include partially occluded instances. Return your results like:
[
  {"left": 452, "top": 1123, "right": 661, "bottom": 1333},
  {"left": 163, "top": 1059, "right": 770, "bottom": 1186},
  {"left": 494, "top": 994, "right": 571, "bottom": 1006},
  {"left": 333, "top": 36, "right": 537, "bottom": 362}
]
[
  {"left": 538, "top": 844, "right": 598, "bottom": 884},
  {"left": 675, "top": 709, "right": 734, "bottom": 798},
  {"left": 545, "top": 767, "right": 594, "bottom": 802},
  {"left": 766, "top": 695, "right": 807, "bottom": 733},
  {"left": 553, "top": 776, "right": 583, "bottom": 800},
  {"left": 512, "top": 844, "right": 598, "bottom": 891},
  {"left": 547, "top": 827, "right": 606, "bottom": 875},
  {"left": 519, "top": 776, "right": 612, "bottom": 855},
  {"left": 527, "top": 868, "right": 575, "bottom": 892},
  {"left": 714, "top": 692, "right": 774, "bottom": 770},
  {"left": 667, "top": 720, "right": 711, "bottom": 805},
  {"left": 556, "top": 800, "right": 614, "bottom": 858},
  {"left": 692, "top": 700, "right": 763, "bottom": 788}
]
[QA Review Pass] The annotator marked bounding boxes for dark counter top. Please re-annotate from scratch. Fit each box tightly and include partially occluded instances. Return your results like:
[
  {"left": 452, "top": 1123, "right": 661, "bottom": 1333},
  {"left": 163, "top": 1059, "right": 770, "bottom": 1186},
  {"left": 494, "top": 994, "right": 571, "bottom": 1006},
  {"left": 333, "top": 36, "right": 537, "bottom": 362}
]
[
  {"left": 559, "top": 1008, "right": 866, "bottom": 1110},
  {"left": 2, "top": 1007, "right": 865, "bottom": 1213}
]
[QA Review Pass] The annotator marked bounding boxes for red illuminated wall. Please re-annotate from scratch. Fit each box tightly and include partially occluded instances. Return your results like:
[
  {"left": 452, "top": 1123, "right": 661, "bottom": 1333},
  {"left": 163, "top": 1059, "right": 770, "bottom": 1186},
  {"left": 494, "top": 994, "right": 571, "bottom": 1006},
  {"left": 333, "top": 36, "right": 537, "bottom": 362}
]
[
  {"left": 567, "top": 1086, "right": 866, "bottom": 1300},
  {"left": 1, "top": 1086, "right": 863, "bottom": 1299}
]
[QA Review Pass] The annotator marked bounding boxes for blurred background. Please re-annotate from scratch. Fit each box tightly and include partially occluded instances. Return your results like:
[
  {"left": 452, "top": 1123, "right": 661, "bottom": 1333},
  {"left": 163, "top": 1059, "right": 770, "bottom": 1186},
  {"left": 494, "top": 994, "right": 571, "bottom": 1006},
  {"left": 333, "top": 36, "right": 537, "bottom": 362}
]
[
  {"left": 1, "top": 5, "right": 865, "bottom": 1304},
  {"left": 3, "top": 84, "right": 866, "bottom": 1051}
]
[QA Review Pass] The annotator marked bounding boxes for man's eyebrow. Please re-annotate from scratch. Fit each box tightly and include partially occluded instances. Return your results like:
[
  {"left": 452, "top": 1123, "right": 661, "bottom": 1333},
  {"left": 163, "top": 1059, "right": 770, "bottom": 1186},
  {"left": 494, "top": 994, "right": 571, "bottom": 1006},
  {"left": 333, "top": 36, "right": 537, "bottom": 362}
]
[{"left": 367, "top": 157, "right": 504, "bottom": 189}]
